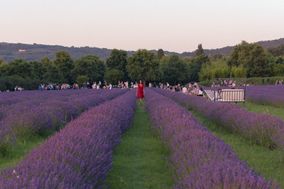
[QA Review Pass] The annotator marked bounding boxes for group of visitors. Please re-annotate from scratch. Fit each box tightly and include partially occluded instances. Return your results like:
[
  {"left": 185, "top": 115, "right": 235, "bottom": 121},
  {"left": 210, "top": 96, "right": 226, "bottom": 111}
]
[
  {"left": 157, "top": 82, "right": 203, "bottom": 96},
  {"left": 38, "top": 83, "right": 76, "bottom": 90},
  {"left": 211, "top": 79, "right": 237, "bottom": 88},
  {"left": 91, "top": 81, "right": 113, "bottom": 90},
  {"left": 158, "top": 83, "right": 182, "bottom": 92},
  {"left": 37, "top": 81, "right": 115, "bottom": 91},
  {"left": 275, "top": 80, "right": 284, "bottom": 85},
  {"left": 14, "top": 86, "right": 24, "bottom": 91},
  {"left": 180, "top": 82, "right": 203, "bottom": 96}
]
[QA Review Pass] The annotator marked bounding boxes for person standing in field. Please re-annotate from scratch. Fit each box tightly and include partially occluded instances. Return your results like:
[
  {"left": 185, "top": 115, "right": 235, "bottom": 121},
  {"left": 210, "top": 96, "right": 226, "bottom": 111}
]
[{"left": 137, "top": 80, "right": 144, "bottom": 100}]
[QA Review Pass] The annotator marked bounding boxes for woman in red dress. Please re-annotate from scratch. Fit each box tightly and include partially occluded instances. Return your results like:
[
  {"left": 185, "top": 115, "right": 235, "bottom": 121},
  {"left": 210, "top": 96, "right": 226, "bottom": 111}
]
[{"left": 137, "top": 80, "right": 144, "bottom": 100}]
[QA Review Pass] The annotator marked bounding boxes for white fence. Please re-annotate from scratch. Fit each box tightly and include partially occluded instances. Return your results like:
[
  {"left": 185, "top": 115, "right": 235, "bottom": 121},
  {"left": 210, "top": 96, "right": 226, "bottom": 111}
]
[{"left": 204, "top": 88, "right": 245, "bottom": 102}]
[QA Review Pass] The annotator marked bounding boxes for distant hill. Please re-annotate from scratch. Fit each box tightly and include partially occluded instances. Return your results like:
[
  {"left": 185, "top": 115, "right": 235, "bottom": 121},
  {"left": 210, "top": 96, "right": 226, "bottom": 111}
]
[
  {"left": 0, "top": 43, "right": 120, "bottom": 62},
  {"left": 1, "top": 38, "right": 284, "bottom": 62},
  {"left": 181, "top": 38, "right": 284, "bottom": 57}
]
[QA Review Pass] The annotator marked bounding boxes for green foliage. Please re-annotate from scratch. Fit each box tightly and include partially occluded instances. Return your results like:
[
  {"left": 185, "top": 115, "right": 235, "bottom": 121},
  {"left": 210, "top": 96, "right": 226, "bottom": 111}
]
[
  {"left": 195, "top": 44, "right": 205, "bottom": 56},
  {"left": 199, "top": 58, "right": 230, "bottom": 81},
  {"left": 157, "top": 49, "right": 165, "bottom": 59},
  {"left": 247, "top": 45, "right": 273, "bottom": 77},
  {"left": 268, "top": 45, "right": 284, "bottom": 56},
  {"left": 29, "top": 61, "right": 46, "bottom": 82},
  {"left": 228, "top": 41, "right": 273, "bottom": 77},
  {"left": 192, "top": 111, "right": 284, "bottom": 188},
  {"left": 104, "top": 69, "right": 124, "bottom": 84},
  {"left": 160, "top": 55, "right": 189, "bottom": 84},
  {"left": 189, "top": 45, "right": 209, "bottom": 81},
  {"left": 106, "top": 49, "right": 128, "bottom": 81},
  {"left": 275, "top": 56, "right": 284, "bottom": 64},
  {"left": 105, "top": 103, "right": 173, "bottom": 189},
  {"left": 231, "top": 65, "right": 247, "bottom": 78},
  {"left": 54, "top": 51, "right": 74, "bottom": 83},
  {"left": 0, "top": 135, "right": 45, "bottom": 169},
  {"left": 76, "top": 75, "right": 89, "bottom": 87},
  {"left": 40, "top": 57, "right": 62, "bottom": 84},
  {"left": 3, "top": 59, "right": 35, "bottom": 79},
  {"left": 0, "top": 75, "right": 38, "bottom": 91},
  {"left": 0, "top": 60, "right": 4, "bottom": 66},
  {"left": 273, "top": 64, "right": 284, "bottom": 76},
  {"left": 127, "top": 49, "right": 160, "bottom": 82},
  {"left": 73, "top": 55, "right": 105, "bottom": 82}
]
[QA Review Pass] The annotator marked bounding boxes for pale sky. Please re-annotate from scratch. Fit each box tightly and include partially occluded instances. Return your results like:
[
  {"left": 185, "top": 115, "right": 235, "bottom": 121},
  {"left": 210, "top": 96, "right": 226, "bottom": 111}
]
[{"left": 0, "top": 0, "right": 283, "bottom": 52}]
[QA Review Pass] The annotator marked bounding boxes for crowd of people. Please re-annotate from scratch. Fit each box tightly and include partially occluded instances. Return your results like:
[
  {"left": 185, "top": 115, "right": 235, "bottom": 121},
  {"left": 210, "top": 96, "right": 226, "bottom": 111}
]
[
  {"left": 37, "top": 82, "right": 116, "bottom": 91},
  {"left": 2, "top": 81, "right": 224, "bottom": 100},
  {"left": 275, "top": 80, "right": 284, "bottom": 85},
  {"left": 157, "top": 82, "right": 204, "bottom": 96},
  {"left": 211, "top": 79, "right": 237, "bottom": 88}
]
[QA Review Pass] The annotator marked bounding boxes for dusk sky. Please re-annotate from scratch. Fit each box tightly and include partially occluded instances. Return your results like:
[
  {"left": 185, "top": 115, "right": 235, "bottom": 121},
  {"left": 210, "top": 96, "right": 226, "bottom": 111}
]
[{"left": 1, "top": 0, "right": 284, "bottom": 52}]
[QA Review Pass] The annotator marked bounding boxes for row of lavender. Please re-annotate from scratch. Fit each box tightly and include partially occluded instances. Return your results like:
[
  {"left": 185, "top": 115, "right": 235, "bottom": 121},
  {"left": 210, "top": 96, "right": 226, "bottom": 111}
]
[
  {"left": 246, "top": 85, "right": 284, "bottom": 107},
  {"left": 0, "top": 91, "right": 136, "bottom": 188},
  {"left": 154, "top": 88, "right": 284, "bottom": 149},
  {"left": 0, "top": 90, "right": 82, "bottom": 107},
  {"left": 145, "top": 89, "right": 278, "bottom": 188},
  {"left": 0, "top": 89, "right": 127, "bottom": 151}
]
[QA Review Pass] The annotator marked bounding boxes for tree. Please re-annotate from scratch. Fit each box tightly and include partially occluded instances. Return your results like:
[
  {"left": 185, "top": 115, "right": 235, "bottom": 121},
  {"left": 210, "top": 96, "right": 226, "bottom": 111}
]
[
  {"left": 195, "top": 44, "right": 205, "bottom": 56},
  {"left": 106, "top": 49, "right": 128, "bottom": 80},
  {"left": 160, "top": 55, "right": 188, "bottom": 84},
  {"left": 157, "top": 49, "right": 165, "bottom": 59},
  {"left": 228, "top": 41, "right": 252, "bottom": 68},
  {"left": 199, "top": 59, "right": 230, "bottom": 81},
  {"left": 29, "top": 61, "right": 46, "bottom": 82},
  {"left": 76, "top": 75, "right": 89, "bottom": 87},
  {"left": 246, "top": 45, "right": 273, "bottom": 77},
  {"left": 189, "top": 44, "right": 209, "bottom": 81},
  {"left": 104, "top": 69, "right": 124, "bottom": 84},
  {"left": 41, "top": 57, "right": 62, "bottom": 84},
  {"left": 54, "top": 51, "right": 74, "bottom": 83},
  {"left": 73, "top": 55, "right": 105, "bottom": 83},
  {"left": 228, "top": 42, "right": 273, "bottom": 77},
  {"left": 268, "top": 45, "right": 284, "bottom": 56},
  {"left": 127, "top": 49, "right": 160, "bottom": 82}
]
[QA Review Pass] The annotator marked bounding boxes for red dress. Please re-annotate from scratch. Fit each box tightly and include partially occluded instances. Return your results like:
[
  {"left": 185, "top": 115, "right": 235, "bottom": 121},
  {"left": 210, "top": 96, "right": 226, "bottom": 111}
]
[{"left": 137, "top": 83, "right": 144, "bottom": 99}]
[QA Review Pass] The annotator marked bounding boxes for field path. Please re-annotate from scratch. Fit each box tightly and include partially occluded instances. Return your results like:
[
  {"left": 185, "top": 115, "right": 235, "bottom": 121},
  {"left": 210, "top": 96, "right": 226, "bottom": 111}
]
[{"left": 104, "top": 102, "right": 173, "bottom": 189}]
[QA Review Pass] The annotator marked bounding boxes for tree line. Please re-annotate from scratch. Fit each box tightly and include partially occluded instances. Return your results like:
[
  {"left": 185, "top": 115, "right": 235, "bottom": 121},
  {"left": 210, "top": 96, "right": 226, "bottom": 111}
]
[
  {"left": 199, "top": 41, "right": 284, "bottom": 81},
  {"left": 0, "top": 41, "right": 284, "bottom": 91}
]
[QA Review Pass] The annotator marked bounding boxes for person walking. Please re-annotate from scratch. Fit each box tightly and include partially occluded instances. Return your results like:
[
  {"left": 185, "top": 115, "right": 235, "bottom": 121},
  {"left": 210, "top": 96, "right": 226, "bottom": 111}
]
[{"left": 137, "top": 80, "right": 144, "bottom": 101}]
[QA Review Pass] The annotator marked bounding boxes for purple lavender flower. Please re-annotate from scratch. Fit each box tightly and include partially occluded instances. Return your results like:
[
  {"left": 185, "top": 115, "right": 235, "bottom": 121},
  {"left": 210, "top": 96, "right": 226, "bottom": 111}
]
[
  {"left": 154, "top": 88, "right": 284, "bottom": 149},
  {"left": 0, "top": 91, "right": 136, "bottom": 188},
  {"left": 145, "top": 89, "right": 279, "bottom": 189}
]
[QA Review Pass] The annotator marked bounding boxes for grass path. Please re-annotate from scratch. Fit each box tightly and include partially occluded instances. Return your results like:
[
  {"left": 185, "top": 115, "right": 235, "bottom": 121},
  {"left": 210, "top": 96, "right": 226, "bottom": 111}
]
[
  {"left": 191, "top": 111, "right": 284, "bottom": 188},
  {"left": 0, "top": 136, "right": 46, "bottom": 170},
  {"left": 104, "top": 102, "right": 173, "bottom": 189},
  {"left": 240, "top": 101, "right": 284, "bottom": 120}
]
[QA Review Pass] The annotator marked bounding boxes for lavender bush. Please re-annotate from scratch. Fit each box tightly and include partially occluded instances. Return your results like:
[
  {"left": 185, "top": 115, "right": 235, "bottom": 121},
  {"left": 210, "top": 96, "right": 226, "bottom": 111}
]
[
  {"left": 0, "top": 91, "right": 136, "bottom": 189},
  {"left": 154, "top": 88, "right": 284, "bottom": 149},
  {"left": 0, "top": 89, "right": 127, "bottom": 151},
  {"left": 246, "top": 85, "right": 284, "bottom": 107},
  {"left": 145, "top": 89, "right": 278, "bottom": 189}
]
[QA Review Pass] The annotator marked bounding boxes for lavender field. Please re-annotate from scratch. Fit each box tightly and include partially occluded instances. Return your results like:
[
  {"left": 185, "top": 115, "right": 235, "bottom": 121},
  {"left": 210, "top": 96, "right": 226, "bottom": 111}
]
[
  {"left": 0, "top": 89, "right": 127, "bottom": 156},
  {"left": 0, "top": 87, "right": 283, "bottom": 188},
  {"left": 145, "top": 89, "right": 278, "bottom": 189},
  {"left": 246, "top": 85, "right": 284, "bottom": 108}
]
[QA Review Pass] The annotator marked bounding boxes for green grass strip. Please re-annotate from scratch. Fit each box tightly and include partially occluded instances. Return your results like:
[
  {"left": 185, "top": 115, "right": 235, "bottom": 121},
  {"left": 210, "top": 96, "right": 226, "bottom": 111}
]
[
  {"left": 240, "top": 101, "right": 284, "bottom": 120},
  {"left": 0, "top": 136, "right": 44, "bottom": 169},
  {"left": 105, "top": 102, "right": 174, "bottom": 189},
  {"left": 191, "top": 110, "right": 284, "bottom": 188}
]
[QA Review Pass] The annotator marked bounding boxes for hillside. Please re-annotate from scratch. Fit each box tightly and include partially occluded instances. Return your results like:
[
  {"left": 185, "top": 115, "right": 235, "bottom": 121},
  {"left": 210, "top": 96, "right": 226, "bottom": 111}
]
[
  {"left": 181, "top": 38, "right": 284, "bottom": 57},
  {"left": 0, "top": 38, "right": 284, "bottom": 62},
  {"left": 0, "top": 43, "right": 120, "bottom": 62}
]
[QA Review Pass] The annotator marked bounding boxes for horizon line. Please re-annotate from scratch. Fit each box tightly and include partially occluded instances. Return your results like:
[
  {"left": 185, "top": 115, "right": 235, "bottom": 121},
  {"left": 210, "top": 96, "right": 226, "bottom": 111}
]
[{"left": 1, "top": 36, "right": 284, "bottom": 54}]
